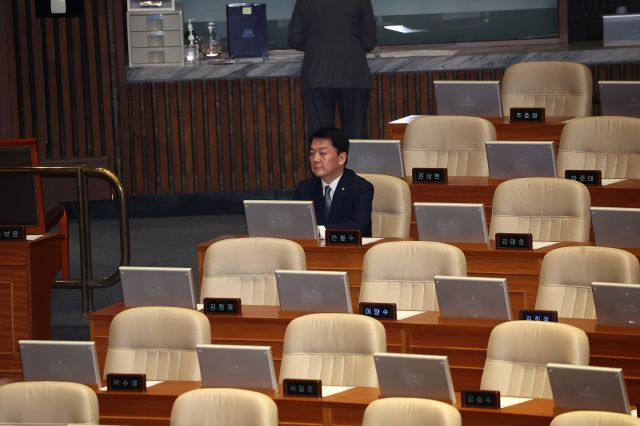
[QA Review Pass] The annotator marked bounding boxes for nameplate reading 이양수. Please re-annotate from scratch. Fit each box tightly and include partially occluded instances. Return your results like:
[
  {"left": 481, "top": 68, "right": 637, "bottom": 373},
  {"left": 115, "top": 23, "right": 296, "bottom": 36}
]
[
  {"left": 519, "top": 309, "right": 558, "bottom": 322},
  {"left": 283, "top": 379, "right": 322, "bottom": 397},
  {"left": 107, "top": 373, "right": 146, "bottom": 391},
  {"left": 325, "top": 229, "right": 362, "bottom": 246},
  {"left": 461, "top": 390, "right": 500, "bottom": 409},
  {"left": 359, "top": 302, "right": 397, "bottom": 320},
  {"left": 565, "top": 169, "right": 602, "bottom": 186},
  {"left": 203, "top": 298, "right": 242, "bottom": 315},
  {"left": 510, "top": 107, "right": 545, "bottom": 123},
  {"left": 495, "top": 233, "right": 533, "bottom": 250},
  {"left": 412, "top": 168, "right": 448, "bottom": 184}
]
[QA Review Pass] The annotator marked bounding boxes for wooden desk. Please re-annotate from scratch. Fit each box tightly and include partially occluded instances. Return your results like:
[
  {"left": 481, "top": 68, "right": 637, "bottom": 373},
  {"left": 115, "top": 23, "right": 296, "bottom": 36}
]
[
  {"left": 0, "top": 233, "right": 62, "bottom": 378},
  {"left": 97, "top": 381, "right": 558, "bottom": 426}
]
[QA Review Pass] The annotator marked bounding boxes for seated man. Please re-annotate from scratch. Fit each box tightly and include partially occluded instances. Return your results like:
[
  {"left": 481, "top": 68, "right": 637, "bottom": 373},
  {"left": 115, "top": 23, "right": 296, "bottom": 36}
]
[{"left": 294, "top": 127, "right": 373, "bottom": 237}]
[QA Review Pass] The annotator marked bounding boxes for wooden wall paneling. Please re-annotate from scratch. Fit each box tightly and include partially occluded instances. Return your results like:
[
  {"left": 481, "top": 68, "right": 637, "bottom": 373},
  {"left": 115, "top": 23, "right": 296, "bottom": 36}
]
[
  {"left": 255, "top": 80, "right": 270, "bottom": 191},
  {"left": 381, "top": 75, "right": 393, "bottom": 138},
  {"left": 4, "top": 1, "right": 21, "bottom": 138},
  {"left": 97, "top": 0, "right": 114, "bottom": 160},
  {"left": 180, "top": 81, "right": 195, "bottom": 193},
  {"left": 155, "top": 84, "right": 169, "bottom": 194},
  {"left": 406, "top": 73, "right": 417, "bottom": 114},
  {"left": 230, "top": 80, "right": 244, "bottom": 192},
  {"left": 193, "top": 81, "right": 207, "bottom": 193},
  {"left": 418, "top": 73, "right": 430, "bottom": 117},
  {"left": 83, "top": 0, "right": 102, "bottom": 160},
  {"left": 243, "top": 79, "right": 257, "bottom": 192},
  {"left": 368, "top": 77, "right": 380, "bottom": 139},
  {"left": 57, "top": 17, "right": 74, "bottom": 158},
  {"left": 268, "top": 79, "right": 282, "bottom": 190},
  {"left": 111, "top": 0, "right": 128, "bottom": 174},
  {"left": 280, "top": 79, "right": 294, "bottom": 189},
  {"left": 218, "top": 80, "right": 232, "bottom": 192},
  {"left": 168, "top": 82, "right": 181, "bottom": 193},
  {"left": 70, "top": 16, "right": 87, "bottom": 158},
  {"left": 394, "top": 74, "right": 404, "bottom": 123},
  {"left": 129, "top": 84, "right": 143, "bottom": 194},
  {"left": 293, "top": 79, "right": 306, "bottom": 182},
  {"left": 43, "top": 17, "right": 61, "bottom": 159},
  {"left": 117, "top": 83, "right": 132, "bottom": 191},
  {"left": 142, "top": 84, "right": 156, "bottom": 194},
  {"left": 205, "top": 81, "right": 220, "bottom": 193}
]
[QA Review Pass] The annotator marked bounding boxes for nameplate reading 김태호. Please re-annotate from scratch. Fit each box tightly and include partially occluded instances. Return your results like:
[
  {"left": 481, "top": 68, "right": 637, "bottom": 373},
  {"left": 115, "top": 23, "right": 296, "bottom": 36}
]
[
  {"left": 495, "top": 233, "right": 533, "bottom": 250},
  {"left": 359, "top": 302, "right": 397, "bottom": 320},
  {"left": 283, "top": 379, "right": 322, "bottom": 397},
  {"left": 326, "top": 229, "right": 362, "bottom": 246},
  {"left": 461, "top": 390, "right": 500, "bottom": 409},
  {"left": 107, "top": 373, "right": 146, "bottom": 391},
  {"left": 203, "top": 298, "right": 241, "bottom": 315},
  {"left": 510, "top": 107, "right": 545, "bottom": 123},
  {"left": 565, "top": 169, "right": 602, "bottom": 186},
  {"left": 519, "top": 309, "right": 558, "bottom": 322},
  {"left": 412, "top": 168, "right": 448, "bottom": 184},
  {"left": 0, "top": 226, "right": 26, "bottom": 241}
]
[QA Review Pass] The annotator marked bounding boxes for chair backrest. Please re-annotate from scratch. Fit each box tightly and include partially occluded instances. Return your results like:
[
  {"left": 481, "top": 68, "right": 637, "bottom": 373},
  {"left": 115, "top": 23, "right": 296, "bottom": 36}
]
[
  {"left": 0, "top": 381, "right": 99, "bottom": 424},
  {"left": 359, "top": 241, "right": 467, "bottom": 311},
  {"left": 170, "top": 388, "right": 278, "bottom": 426},
  {"left": 402, "top": 116, "right": 495, "bottom": 177},
  {"left": 279, "top": 313, "right": 386, "bottom": 387},
  {"left": 557, "top": 116, "right": 640, "bottom": 178},
  {"left": 481, "top": 320, "right": 589, "bottom": 398},
  {"left": 551, "top": 410, "right": 640, "bottom": 426},
  {"left": 501, "top": 61, "right": 593, "bottom": 117},
  {"left": 489, "top": 177, "right": 591, "bottom": 242},
  {"left": 201, "top": 237, "right": 306, "bottom": 305},
  {"left": 357, "top": 173, "right": 411, "bottom": 238},
  {"left": 362, "top": 397, "right": 461, "bottom": 426},
  {"left": 104, "top": 306, "right": 211, "bottom": 380},
  {"left": 536, "top": 246, "right": 640, "bottom": 319}
]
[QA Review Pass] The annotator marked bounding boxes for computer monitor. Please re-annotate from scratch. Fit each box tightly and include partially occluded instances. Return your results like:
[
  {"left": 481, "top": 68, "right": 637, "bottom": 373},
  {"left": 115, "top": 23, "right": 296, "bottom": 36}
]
[
  {"left": 348, "top": 139, "right": 405, "bottom": 178},
  {"left": 434, "top": 275, "right": 512, "bottom": 320},
  {"left": 591, "top": 207, "right": 640, "bottom": 248},
  {"left": 433, "top": 80, "right": 502, "bottom": 117},
  {"left": 19, "top": 340, "right": 102, "bottom": 386},
  {"left": 486, "top": 141, "right": 557, "bottom": 178},
  {"left": 275, "top": 270, "right": 352, "bottom": 313},
  {"left": 244, "top": 200, "right": 318, "bottom": 239},
  {"left": 592, "top": 282, "right": 640, "bottom": 327},
  {"left": 119, "top": 266, "right": 196, "bottom": 308},
  {"left": 547, "top": 363, "right": 631, "bottom": 414},
  {"left": 197, "top": 344, "right": 277, "bottom": 391},
  {"left": 374, "top": 353, "right": 456, "bottom": 403},
  {"left": 414, "top": 202, "right": 488, "bottom": 243},
  {"left": 598, "top": 81, "right": 640, "bottom": 117}
]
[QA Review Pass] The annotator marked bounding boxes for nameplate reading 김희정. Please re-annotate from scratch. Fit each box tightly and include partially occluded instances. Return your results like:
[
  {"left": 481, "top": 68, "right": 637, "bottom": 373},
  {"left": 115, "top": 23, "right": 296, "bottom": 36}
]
[
  {"left": 565, "top": 169, "right": 602, "bottom": 186},
  {"left": 0, "top": 225, "right": 26, "bottom": 241},
  {"left": 412, "top": 168, "right": 448, "bottom": 184},
  {"left": 461, "top": 390, "right": 501, "bottom": 409},
  {"left": 326, "top": 229, "right": 362, "bottom": 246},
  {"left": 283, "top": 379, "right": 322, "bottom": 397},
  {"left": 495, "top": 233, "right": 533, "bottom": 250},
  {"left": 359, "top": 302, "right": 397, "bottom": 320},
  {"left": 203, "top": 298, "right": 242, "bottom": 315},
  {"left": 519, "top": 309, "right": 558, "bottom": 322},
  {"left": 510, "top": 107, "right": 545, "bottom": 123},
  {"left": 107, "top": 373, "right": 146, "bottom": 391}
]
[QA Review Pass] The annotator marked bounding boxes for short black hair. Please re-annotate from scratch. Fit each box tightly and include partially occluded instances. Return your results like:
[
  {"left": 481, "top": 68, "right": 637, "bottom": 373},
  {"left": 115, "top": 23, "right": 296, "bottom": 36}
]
[{"left": 309, "top": 127, "right": 349, "bottom": 155}]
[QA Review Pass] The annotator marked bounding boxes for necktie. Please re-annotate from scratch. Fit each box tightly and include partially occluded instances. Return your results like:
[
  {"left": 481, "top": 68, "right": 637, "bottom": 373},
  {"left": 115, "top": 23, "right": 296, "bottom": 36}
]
[{"left": 323, "top": 186, "right": 332, "bottom": 224}]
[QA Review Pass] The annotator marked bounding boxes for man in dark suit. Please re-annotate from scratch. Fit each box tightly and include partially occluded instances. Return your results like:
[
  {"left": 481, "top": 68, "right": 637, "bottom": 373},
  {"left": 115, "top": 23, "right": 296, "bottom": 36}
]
[
  {"left": 289, "top": 0, "right": 377, "bottom": 139},
  {"left": 294, "top": 127, "right": 374, "bottom": 237}
]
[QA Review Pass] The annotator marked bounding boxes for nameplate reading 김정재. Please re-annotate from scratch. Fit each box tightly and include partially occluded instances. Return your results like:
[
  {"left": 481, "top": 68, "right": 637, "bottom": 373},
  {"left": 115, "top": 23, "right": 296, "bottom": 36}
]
[
  {"left": 495, "top": 233, "right": 533, "bottom": 250},
  {"left": 412, "top": 168, "right": 448, "bottom": 184},
  {"left": 510, "top": 107, "right": 545, "bottom": 123},
  {"left": 107, "top": 373, "right": 146, "bottom": 391},
  {"left": 283, "top": 379, "right": 322, "bottom": 397},
  {"left": 203, "top": 298, "right": 242, "bottom": 315},
  {"left": 0, "top": 225, "right": 26, "bottom": 241},
  {"left": 461, "top": 390, "right": 501, "bottom": 409},
  {"left": 326, "top": 229, "right": 362, "bottom": 246},
  {"left": 565, "top": 169, "right": 602, "bottom": 186},
  {"left": 359, "top": 302, "right": 397, "bottom": 320},
  {"left": 519, "top": 309, "right": 558, "bottom": 322}
]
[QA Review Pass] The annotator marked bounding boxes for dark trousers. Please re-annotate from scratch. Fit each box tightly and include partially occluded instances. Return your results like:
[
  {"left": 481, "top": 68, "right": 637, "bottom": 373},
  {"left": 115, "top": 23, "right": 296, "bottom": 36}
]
[{"left": 303, "top": 88, "right": 370, "bottom": 140}]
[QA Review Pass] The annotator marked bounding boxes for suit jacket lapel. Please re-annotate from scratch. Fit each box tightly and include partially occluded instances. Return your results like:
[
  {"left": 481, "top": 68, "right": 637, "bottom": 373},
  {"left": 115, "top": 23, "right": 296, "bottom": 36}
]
[{"left": 328, "top": 170, "right": 353, "bottom": 221}]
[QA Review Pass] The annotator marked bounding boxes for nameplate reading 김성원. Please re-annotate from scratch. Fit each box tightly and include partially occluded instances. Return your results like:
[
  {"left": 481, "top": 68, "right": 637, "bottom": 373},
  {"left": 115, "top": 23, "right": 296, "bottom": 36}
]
[
  {"left": 326, "top": 229, "right": 362, "bottom": 246},
  {"left": 0, "top": 225, "right": 26, "bottom": 241},
  {"left": 565, "top": 169, "right": 602, "bottom": 186},
  {"left": 107, "top": 373, "right": 146, "bottom": 391},
  {"left": 203, "top": 298, "right": 242, "bottom": 315},
  {"left": 519, "top": 309, "right": 558, "bottom": 322},
  {"left": 495, "top": 233, "right": 533, "bottom": 250},
  {"left": 283, "top": 379, "right": 322, "bottom": 397},
  {"left": 510, "top": 107, "right": 545, "bottom": 123},
  {"left": 359, "top": 302, "right": 397, "bottom": 320},
  {"left": 412, "top": 168, "right": 448, "bottom": 184},
  {"left": 461, "top": 390, "right": 501, "bottom": 409}
]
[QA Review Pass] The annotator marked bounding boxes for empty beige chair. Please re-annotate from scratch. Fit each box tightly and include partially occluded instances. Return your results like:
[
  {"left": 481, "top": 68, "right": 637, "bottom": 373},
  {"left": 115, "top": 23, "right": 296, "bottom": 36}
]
[
  {"left": 481, "top": 320, "right": 589, "bottom": 398},
  {"left": 557, "top": 116, "right": 640, "bottom": 178},
  {"left": 536, "top": 246, "right": 640, "bottom": 319},
  {"left": 359, "top": 241, "right": 467, "bottom": 311},
  {"left": 362, "top": 397, "right": 461, "bottom": 426},
  {"left": 279, "top": 313, "right": 386, "bottom": 387},
  {"left": 489, "top": 177, "right": 591, "bottom": 242},
  {"left": 0, "top": 381, "right": 99, "bottom": 424},
  {"left": 104, "top": 306, "right": 211, "bottom": 380},
  {"left": 201, "top": 237, "right": 306, "bottom": 305},
  {"left": 170, "top": 388, "right": 278, "bottom": 426},
  {"left": 551, "top": 410, "right": 640, "bottom": 426},
  {"left": 402, "top": 116, "right": 495, "bottom": 176},
  {"left": 358, "top": 173, "right": 411, "bottom": 238},
  {"left": 501, "top": 61, "right": 592, "bottom": 117}
]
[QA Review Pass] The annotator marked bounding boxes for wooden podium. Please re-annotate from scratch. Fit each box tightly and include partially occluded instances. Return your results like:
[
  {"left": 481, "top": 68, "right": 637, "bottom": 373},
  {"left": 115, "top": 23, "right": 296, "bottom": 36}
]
[{"left": 0, "top": 233, "right": 62, "bottom": 378}]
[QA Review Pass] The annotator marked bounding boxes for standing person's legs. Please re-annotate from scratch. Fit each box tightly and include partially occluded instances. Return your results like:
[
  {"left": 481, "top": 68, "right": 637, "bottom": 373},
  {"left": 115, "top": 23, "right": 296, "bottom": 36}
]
[
  {"left": 337, "top": 88, "right": 370, "bottom": 139},
  {"left": 303, "top": 88, "right": 337, "bottom": 139}
]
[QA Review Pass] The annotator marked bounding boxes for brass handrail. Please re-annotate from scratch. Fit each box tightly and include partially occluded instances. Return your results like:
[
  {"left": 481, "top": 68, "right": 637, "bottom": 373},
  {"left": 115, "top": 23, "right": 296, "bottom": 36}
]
[{"left": 0, "top": 166, "right": 130, "bottom": 315}]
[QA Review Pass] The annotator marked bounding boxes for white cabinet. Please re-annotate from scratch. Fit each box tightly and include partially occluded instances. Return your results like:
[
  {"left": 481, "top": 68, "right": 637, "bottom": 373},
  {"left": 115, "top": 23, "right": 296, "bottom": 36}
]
[{"left": 127, "top": 8, "right": 184, "bottom": 67}]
